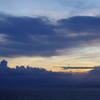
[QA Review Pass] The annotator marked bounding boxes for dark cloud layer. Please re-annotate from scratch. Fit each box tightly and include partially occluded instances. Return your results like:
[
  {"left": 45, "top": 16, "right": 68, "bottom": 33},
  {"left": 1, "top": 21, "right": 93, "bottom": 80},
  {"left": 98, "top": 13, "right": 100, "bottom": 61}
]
[
  {"left": 0, "top": 65, "right": 71, "bottom": 76},
  {"left": 0, "top": 14, "right": 100, "bottom": 57},
  {"left": 0, "top": 60, "right": 73, "bottom": 88},
  {"left": 0, "top": 66, "right": 73, "bottom": 88},
  {"left": 0, "top": 60, "right": 71, "bottom": 76},
  {"left": 58, "top": 16, "right": 100, "bottom": 33},
  {"left": 1, "top": 60, "right": 100, "bottom": 88},
  {"left": 88, "top": 66, "right": 100, "bottom": 75}
]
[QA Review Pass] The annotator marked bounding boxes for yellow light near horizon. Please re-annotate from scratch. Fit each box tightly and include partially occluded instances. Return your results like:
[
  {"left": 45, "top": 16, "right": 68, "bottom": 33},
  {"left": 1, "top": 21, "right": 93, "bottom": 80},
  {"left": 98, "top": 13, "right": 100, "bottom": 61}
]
[{"left": 1, "top": 55, "right": 98, "bottom": 73}]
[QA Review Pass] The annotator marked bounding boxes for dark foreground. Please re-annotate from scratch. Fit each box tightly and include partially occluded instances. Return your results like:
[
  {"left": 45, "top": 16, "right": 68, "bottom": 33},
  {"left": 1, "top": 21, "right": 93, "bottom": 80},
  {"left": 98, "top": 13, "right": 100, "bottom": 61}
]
[{"left": 0, "top": 88, "right": 100, "bottom": 100}]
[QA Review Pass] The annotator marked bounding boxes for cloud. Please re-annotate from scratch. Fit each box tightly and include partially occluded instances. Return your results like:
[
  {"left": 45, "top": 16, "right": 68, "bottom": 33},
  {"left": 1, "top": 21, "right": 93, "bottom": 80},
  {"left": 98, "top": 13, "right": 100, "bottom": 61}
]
[
  {"left": 88, "top": 66, "right": 100, "bottom": 75},
  {"left": 0, "top": 60, "right": 71, "bottom": 76},
  {"left": 1, "top": 64, "right": 100, "bottom": 88},
  {"left": 58, "top": 16, "right": 100, "bottom": 34},
  {"left": 0, "top": 14, "right": 100, "bottom": 57},
  {"left": 0, "top": 60, "right": 74, "bottom": 88},
  {"left": 60, "top": 67, "right": 93, "bottom": 70},
  {"left": 1, "top": 60, "right": 100, "bottom": 88}
]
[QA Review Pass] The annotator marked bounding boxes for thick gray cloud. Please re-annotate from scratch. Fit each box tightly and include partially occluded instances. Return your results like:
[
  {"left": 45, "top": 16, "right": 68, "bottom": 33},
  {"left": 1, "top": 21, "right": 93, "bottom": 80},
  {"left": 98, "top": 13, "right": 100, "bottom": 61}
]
[
  {"left": 58, "top": 16, "right": 100, "bottom": 34},
  {"left": 0, "top": 14, "right": 100, "bottom": 57}
]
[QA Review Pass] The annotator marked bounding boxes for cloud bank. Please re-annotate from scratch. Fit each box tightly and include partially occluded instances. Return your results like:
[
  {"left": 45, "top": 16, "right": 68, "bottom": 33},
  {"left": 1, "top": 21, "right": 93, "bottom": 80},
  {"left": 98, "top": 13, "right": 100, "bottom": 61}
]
[
  {"left": 0, "top": 60, "right": 73, "bottom": 88},
  {"left": 0, "top": 14, "right": 100, "bottom": 57},
  {"left": 89, "top": 66, "right": 100, "bottom": 75},
  {"left": 0, "top": 60, "right": 100, "bottom": 88}
]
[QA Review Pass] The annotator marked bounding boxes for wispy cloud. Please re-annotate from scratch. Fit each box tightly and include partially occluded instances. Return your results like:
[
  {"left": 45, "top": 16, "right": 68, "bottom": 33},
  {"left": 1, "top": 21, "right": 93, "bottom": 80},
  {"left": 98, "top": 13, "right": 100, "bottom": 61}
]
[{"left": 60, "top": 67, "right": 93, "bottom": 70}]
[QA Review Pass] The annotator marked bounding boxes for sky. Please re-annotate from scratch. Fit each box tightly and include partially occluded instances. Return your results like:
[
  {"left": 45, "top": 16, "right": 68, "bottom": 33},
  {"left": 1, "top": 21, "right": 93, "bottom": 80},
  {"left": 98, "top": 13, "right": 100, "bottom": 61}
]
[
  {"left": 0, "top": 0, "right": 100, "bottom": 72},
  {"left": 1, "top": 0, "right": 100, "bottom": 88},
  {"left": 0, "top": 0, "right": 100, "bottom": 73}
]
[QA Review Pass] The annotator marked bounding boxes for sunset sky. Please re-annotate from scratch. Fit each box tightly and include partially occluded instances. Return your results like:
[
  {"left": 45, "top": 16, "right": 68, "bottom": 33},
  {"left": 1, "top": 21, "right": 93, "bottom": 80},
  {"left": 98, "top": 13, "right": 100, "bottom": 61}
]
[{"left": 0, "top": 0, "right": 100, "bottom": 73}]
